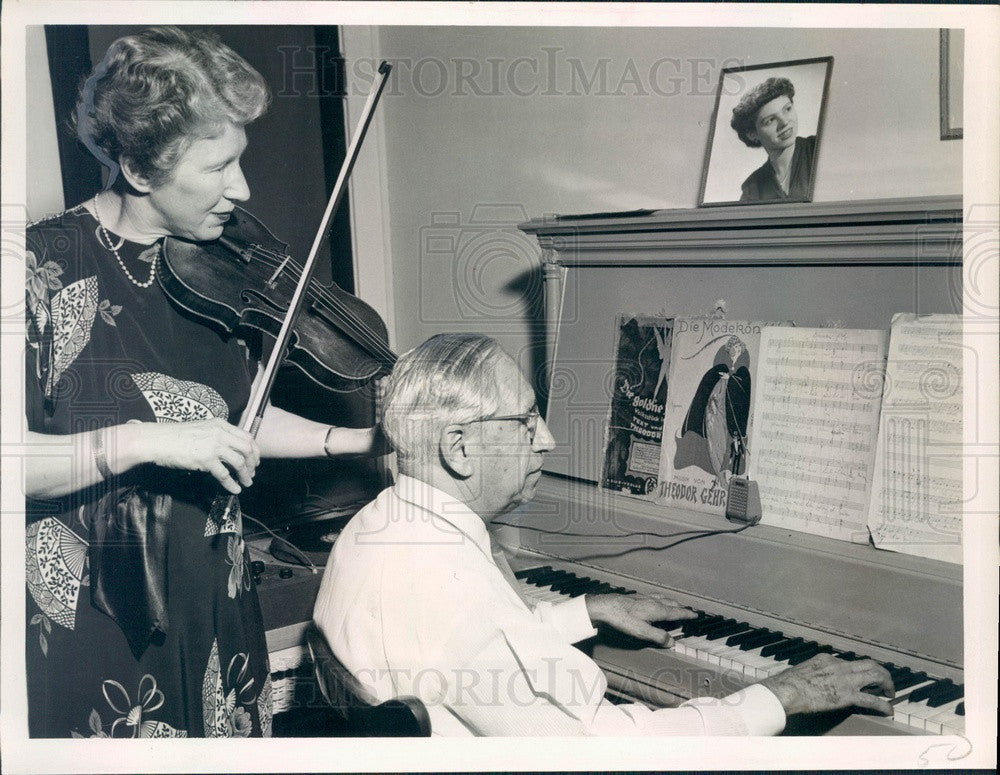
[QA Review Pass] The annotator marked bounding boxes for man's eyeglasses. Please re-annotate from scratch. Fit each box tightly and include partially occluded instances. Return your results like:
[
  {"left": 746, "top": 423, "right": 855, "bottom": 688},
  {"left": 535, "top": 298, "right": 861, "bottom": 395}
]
[{"left": 466, "top": 407, "right": 541, "bottom": 442}]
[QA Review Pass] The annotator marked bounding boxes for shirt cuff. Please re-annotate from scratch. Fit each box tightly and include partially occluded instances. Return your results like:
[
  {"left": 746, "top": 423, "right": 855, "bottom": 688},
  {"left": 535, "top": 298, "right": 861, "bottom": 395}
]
[
  {"left": 541, "top": 595, "right": 598, "bottom": 644},
  {"left": 682, "top": 683, "right": 787, "bottom": 736}
]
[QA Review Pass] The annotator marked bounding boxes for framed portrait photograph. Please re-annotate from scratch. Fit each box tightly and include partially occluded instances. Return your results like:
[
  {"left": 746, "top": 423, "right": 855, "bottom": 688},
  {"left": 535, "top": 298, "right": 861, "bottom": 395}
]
[{"left": 699, "top": 57, "right": 833, "bottom": 207}]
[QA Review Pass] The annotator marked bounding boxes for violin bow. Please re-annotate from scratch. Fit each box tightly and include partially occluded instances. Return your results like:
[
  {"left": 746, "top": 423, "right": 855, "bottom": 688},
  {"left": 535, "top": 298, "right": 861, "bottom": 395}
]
[{"left": 218, "top": 61, "right": 393, "bottom": 524}]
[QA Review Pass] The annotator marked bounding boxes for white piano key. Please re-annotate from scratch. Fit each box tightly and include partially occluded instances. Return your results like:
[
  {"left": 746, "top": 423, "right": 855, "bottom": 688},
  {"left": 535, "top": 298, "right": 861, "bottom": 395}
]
[
  {"left": 518, "top": 580, "right": 569, "bottom": 603},
  {"left": 926, "top": 698, "right": 965, "bottom": 734},
  {"left": 892, "top": 681, "right": 952, "bottom": 730}
]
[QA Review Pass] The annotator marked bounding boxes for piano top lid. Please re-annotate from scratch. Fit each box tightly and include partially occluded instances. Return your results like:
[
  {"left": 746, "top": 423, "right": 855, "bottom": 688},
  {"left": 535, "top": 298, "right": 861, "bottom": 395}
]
[{"left": 517, "top": 195, "right": 963, "bottom": 237}]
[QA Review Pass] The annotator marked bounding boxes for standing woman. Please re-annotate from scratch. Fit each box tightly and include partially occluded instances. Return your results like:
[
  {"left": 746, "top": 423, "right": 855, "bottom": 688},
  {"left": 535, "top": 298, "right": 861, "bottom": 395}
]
[{"left": 24, "top": 27, "right": 376, "bottom": 738}]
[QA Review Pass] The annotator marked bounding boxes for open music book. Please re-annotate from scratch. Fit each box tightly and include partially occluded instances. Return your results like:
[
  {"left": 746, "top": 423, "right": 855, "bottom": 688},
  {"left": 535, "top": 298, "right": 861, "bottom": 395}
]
[
  {"left": 747, "top": 316, "right": 962, "bottom": 562},
  {"left": 749, "top": 326, "right": 887, "bottom": 543},
  {"left": 866, "top": 314, "right": 963, "bottom": 564}
]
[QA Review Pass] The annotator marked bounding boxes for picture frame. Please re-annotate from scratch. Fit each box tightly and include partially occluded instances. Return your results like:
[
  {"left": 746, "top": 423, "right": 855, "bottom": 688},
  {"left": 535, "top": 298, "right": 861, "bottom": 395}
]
[
  {"left": 940, "top": 29, "right": 963, "bottom": 140},
  {"left": 698, "top": 56, "right": 833, "bottom": 207}
]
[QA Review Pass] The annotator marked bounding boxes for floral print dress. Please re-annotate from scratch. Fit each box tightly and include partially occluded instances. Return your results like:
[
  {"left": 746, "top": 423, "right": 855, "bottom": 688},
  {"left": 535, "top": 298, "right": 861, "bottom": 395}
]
[{"left": 25, "top": 206, "right": 272, "bottom": 738}]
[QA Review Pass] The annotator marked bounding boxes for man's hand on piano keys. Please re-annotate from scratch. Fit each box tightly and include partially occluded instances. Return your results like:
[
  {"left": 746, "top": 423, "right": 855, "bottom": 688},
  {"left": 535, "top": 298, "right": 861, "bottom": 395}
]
[
  {"left": 585, "top": 593, "right": 699, "bottom": 646},
  {"left": 759, "top": 652, "right": 895, "bottom": 718}
]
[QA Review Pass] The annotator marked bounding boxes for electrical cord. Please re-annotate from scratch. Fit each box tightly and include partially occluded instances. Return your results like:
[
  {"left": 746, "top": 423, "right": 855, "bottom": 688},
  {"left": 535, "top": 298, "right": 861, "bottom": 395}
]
[
  {"left": 493, "top": 519, "right": 753, "bottom": 553},
  {"left": 242, "top": 511, "right": 319, "bottom": 574},
  {"left": 492, "top": 520, "right": 750, "bottom": 542}
]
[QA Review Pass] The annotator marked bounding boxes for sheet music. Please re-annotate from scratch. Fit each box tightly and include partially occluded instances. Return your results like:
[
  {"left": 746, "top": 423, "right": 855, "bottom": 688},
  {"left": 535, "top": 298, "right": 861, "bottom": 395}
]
[
  {"left": 599, "top": 316, "right": 672, "bottom": 499},
  {"left": 749, "top": 327, "right": 887, "bottom": 542},
  {"left": 867, "top": 314, "right": 963, "bottom": 564}
]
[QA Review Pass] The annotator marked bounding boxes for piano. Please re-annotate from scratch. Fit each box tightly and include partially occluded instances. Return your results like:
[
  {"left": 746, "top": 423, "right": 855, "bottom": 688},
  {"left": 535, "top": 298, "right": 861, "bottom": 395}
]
[{"left": 510, "top": 198, "right": 967, "bottom": 737}]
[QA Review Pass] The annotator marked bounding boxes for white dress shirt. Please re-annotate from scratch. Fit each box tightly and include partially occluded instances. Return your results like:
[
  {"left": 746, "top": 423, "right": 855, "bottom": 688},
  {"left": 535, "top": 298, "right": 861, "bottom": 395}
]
[{"left": 313, "top": 476, "right": 786, "bottom": 736}]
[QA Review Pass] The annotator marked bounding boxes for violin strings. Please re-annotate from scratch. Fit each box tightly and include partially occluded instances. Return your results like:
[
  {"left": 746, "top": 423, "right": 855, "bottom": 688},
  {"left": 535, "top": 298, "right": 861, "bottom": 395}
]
[
  {"left": 229, "top": 244, "right": 392, "bottom": 361},
  {"left": 240, "top": 243, "right": 396, "bottom": 364},
  {"left": 239, "top": 243, "right": 389, "bottom": 356}
]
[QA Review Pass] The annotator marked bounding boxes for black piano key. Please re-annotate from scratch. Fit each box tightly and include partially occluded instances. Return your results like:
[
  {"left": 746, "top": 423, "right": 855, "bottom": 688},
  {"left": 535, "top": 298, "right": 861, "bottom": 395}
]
[
  {"left": 738, "top": 630, "right": 786, "bottom": 651},
  {"left": 558, "top": 577, "right": 596, "bottom": 595},
  {"left": 956, "top": 702, "right": 965, "bottom": 716},
  {"left": 704, "top": 621, "right": 752, "bottom": 640},
  {"left": 918, "top": 679, "right": 954, "bottom": 706},
  {"left": 926, "top": 681, "right": 964, "bottom": 708},
  {"left": 697, "top": 618, "right": 738, "bottom": 637},
  {"left": 740, "top": 634, "right": 778, "bottom": 652},
  {"left": 679, "top": 612, "right": 711, "bottom": 635},
  {"left": 515, "top": 566, "right": 551, "bottom": 581},
  {"left": 724, "top": 628, "right": 761, "bottom": 647},
  {"left": 892, "top": 672, "right": 930, "bottom": 701},
  {"left": 773, "top": 638, "right": 814, "bottom": 659},
  {"left": 883, "top": 663, "right": 909, "bottom": 682},
  {"left": 752, "top": 636, "right": 796, "bottom": 654},
  {"left": 761, "top": 637, "right": 805, "bottom": 658},
  {"left": 530, "top": 570, "right": 567, "bottom": 588},
  {"left": 786, "top": 644, "right": 822, "bottom": 665},
  {"left": 548, "top": 574, "right": 582, "bottom": 592},
  {"left": 727, "top": 626, "right": 779, "bottom": 648},
  {"left": 892, "top": 671, "right": 926, "bottom": 692},
  {"left": 906, "top": 680, "right": 941, "bottom": 704},
  {"left": 688, "top": 615, "right": 726, "bottom": 636},
  {"left": 906, "top": 681, "right": 942, "bottom": 702},
  {"left": 882, "top": 663, "right": 914, "bottom": 683},
  {"left": 694, "top": 617, "right": 730, "bottom": 632},
  {"left": 729, "top": 629, "right": 773, "bottom": 650}
]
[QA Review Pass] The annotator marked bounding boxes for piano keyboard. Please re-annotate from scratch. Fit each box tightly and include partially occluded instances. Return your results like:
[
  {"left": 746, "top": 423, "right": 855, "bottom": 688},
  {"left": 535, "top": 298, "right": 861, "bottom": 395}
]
[{"left": 515, "top": 565, "right": 965, "bottom": 735}]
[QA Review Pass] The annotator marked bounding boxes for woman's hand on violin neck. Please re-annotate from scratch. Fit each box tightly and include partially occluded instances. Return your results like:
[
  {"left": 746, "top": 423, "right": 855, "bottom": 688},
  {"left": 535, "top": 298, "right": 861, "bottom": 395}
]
[{"left": 124, "top": 418, "right": 260, "bottom": 494}]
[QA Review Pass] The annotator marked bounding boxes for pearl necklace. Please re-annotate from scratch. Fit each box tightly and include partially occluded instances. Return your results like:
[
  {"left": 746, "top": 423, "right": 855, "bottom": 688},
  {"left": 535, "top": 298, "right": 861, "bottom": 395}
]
[{"left": 93, "top": 194, "right": 159, "bottom": 288}]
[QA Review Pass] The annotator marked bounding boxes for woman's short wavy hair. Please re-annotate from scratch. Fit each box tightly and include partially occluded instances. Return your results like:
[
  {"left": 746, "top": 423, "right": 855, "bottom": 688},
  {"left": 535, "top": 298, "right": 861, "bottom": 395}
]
[
  {"left": 382, "top": 334, "right": 508, "bottom": 464},
  {"left": 75, "top": 26, "right": 270, "bottom": 188},
  {"left": 730, "top": 77, "right": 795, "bottom": 148}
]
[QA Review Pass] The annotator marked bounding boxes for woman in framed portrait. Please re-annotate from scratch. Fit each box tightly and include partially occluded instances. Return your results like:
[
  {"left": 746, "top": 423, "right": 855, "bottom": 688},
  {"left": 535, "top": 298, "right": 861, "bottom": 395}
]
[{"left": 729, "top": 77, "right": 817, "bottom": 203}]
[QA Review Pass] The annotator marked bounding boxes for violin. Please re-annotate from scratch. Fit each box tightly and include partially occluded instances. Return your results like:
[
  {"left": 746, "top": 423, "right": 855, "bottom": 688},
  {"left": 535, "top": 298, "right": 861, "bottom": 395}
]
[
  {"left": 158, "top": 61, "right": 395, "bottom": 525},
  {"left": 160, "top": 206, "right": 396, "bottom": 393}
]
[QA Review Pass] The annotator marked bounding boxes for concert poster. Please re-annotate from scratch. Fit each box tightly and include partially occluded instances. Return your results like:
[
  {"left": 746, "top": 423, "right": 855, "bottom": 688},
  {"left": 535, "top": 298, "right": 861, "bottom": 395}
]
[
  {"left": 599, "top": 316, "right": 673, "bottom": 498},
  {"left": 655, "top": 318, "right": 772, "bottom": 516}
]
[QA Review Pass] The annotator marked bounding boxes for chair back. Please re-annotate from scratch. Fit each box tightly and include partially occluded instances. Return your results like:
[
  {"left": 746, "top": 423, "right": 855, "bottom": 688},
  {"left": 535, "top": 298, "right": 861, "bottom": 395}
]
[{"left": 306, "top": 624, "right": 431, "bottom": 737}]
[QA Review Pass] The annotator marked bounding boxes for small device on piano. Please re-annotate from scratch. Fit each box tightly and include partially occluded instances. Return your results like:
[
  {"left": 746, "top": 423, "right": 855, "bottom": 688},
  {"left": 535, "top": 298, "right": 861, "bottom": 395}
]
[
  {"left": 514, "top": 564, "right": 964, "bottom": 736},
  {"left": 724, "top": 476, "right": 761, "bottom": 525}
]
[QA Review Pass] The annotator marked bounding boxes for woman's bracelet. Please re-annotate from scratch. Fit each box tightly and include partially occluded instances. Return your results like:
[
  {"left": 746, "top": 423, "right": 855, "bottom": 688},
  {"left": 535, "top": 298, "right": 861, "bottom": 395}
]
[
  {"left": 323, "top": 425, "right": 336, "bottom": 457},
  {"left": 92, "top": 428, "right": 113, "bottom": 480}
]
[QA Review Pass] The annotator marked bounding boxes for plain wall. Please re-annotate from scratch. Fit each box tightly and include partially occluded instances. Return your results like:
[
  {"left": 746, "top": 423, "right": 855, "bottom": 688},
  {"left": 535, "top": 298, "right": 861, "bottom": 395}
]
[
  {"left": 25, "top": 27, "right": 65, "bottom": 219},
  {"left": 363, "top": 26, "right": 962, "bottom": 373}
]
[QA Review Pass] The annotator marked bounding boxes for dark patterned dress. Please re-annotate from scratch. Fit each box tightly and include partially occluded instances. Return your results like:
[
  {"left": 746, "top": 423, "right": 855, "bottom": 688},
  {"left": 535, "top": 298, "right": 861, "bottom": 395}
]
[{"left": 25, "top": 206, "right": 272, "bottom": 738}]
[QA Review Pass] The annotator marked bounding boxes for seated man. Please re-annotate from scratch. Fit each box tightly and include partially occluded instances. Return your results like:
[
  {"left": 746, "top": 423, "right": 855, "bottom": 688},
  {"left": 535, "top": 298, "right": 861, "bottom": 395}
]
[{"left": 314, "top": 333, "right": 893, "bottom": 736}]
